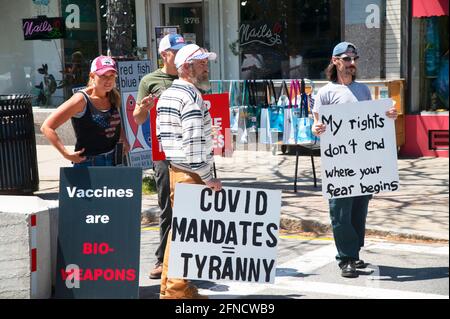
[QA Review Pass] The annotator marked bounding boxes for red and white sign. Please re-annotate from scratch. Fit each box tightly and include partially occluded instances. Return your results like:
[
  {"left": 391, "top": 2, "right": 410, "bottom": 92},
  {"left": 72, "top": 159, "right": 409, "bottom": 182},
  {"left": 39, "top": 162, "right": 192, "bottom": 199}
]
[{"left": 150, "top": 93, "right": 232, "bottom": 161}]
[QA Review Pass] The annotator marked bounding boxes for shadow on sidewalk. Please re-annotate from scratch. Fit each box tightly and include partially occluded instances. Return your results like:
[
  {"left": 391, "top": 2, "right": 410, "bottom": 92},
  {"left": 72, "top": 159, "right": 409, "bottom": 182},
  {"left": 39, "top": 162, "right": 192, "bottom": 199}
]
[{"left": 373, "top": 265, "right": 449, "bottom": 282}]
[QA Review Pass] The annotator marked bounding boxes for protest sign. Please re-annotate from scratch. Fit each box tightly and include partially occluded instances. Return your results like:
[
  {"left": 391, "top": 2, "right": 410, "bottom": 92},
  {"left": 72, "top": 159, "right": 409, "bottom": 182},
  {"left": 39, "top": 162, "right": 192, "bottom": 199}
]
[
  {"left": 319, "top": 99, "right": 399, "bottom": 199},
  {"left": 117, "top": 60, "right": 153, "bottom": 168},
  {"left": 168, "top": 184, "right": 281, "bottom": 284},
  {"left": 55, "top": 167, "right": 142, "bottom": 299},
  {"left": 150, "top": 93, "right": 232, "bottom": 161}
]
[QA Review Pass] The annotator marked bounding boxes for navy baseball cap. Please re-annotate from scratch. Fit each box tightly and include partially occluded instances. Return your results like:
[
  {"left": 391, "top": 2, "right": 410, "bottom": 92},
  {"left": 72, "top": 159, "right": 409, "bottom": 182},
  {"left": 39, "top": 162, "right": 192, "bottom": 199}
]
[
  {"left": 332, "top": 42, "right": 358, "bottom": 56},
  {"left": 158, "top": 33, "right": 186, "bottom": 53}
]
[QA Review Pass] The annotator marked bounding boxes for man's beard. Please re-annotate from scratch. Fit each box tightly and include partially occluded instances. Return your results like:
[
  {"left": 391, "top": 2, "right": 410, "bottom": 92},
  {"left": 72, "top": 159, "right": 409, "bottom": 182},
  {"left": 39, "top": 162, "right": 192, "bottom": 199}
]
[
  {"left": 190, "top": 67, "right": 211, "bottom": 91},
  {"left": 346, "top": 66, "right": 357, "bottom": 77}
]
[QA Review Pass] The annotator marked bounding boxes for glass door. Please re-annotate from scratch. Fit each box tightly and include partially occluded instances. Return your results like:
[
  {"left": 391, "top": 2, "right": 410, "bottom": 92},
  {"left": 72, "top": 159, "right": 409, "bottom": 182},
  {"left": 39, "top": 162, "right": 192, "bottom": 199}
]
[{"left": 163, "top": 2, "right": 204, "bottom": 47}]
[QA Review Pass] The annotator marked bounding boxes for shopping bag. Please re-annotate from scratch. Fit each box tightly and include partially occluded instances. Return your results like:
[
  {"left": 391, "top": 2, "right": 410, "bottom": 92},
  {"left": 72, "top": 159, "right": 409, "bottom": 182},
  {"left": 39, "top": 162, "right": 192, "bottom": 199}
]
[
  {"left": 268, "top": 80, "right": 284, "bottom": 140},
  {"left": 245, "top": 80, "right": 261, "bottom": 134},
  {"left": 229, "top": 81, "right": 240, "bottom": 135},
  {"left": 285, "top": 80, "right": 301, "bottom": 145},
  {"left": 296, "top": 79, "right": 319, "bottom": 146},
  {"left": 237, "top": 81, "right": 249, "bottom": 144},
  {"left": 259, "top": 80, "right": 272, "bottom": 144}
]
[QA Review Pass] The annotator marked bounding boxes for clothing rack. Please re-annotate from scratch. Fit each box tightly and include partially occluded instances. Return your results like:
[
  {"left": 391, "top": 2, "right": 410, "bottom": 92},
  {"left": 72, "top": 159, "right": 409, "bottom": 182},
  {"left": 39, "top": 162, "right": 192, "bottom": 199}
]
[{"left": 209, "top": 78, "right": 318, "bottom": 192}]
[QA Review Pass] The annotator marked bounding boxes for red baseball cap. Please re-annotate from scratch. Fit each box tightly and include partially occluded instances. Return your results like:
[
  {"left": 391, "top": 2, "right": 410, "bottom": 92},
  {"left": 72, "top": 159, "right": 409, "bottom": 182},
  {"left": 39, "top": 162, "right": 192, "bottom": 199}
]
[{"left": 90, "top": 55, "right": 117, "bottom": 76}]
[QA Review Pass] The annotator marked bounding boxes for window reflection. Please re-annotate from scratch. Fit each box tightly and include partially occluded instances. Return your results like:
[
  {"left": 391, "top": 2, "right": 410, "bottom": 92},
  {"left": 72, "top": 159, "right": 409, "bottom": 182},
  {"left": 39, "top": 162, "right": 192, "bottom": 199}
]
[{"left": 239, "top": 0, "right": 341, "bottom": 80}]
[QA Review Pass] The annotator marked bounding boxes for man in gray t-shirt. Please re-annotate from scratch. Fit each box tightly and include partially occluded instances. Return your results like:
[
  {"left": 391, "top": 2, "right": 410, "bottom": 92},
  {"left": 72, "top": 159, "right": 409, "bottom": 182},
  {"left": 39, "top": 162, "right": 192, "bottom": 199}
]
[{"left": 311, "top": 42, "right": 398, "bottom": 279}]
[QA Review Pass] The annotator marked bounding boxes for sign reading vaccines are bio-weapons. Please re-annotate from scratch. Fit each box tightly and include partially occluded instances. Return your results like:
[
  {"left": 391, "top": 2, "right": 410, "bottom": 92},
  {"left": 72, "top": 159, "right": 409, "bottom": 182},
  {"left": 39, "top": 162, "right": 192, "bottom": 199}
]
[
  {"left": 319, "top": 99, "right": 400, "bottom": 199},
  {"left": 117, "top": 60, "right": 153, "bottom": 168},
  {"left": 168, "top": 184, "right": 281, "bottom": 284},
  {"left": 55, "top": 167, "right": 142, "bottom": 299}
]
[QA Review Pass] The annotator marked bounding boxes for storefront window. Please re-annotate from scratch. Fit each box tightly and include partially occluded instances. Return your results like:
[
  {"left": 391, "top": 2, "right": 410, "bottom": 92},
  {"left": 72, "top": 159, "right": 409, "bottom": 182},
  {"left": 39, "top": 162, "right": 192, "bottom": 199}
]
[
  {"left": 0, "top": 1, "right": 64, "bottom": 107},
  {"left": 61, "top": 0, "right": 99, "bottom": 99},
  {"left": 237, "top": 0, "right": 341, "bottom": 80},
  {"left": 61, "top": 0, "right": 140, "bottom": 100},
  {"left": 411, "top": 14, "right": 449, "bottom": 113}
]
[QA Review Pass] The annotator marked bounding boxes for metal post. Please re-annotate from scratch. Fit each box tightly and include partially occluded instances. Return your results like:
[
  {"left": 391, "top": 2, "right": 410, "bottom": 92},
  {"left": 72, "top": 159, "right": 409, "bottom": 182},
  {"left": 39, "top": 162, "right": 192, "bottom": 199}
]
[{"left": 294, "top": 146, "right": 299, "bottom": 193}]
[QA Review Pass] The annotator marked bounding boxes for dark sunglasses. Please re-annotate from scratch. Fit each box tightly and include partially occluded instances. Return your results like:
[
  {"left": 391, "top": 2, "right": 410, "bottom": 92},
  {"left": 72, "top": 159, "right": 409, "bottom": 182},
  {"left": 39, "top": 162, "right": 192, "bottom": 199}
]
[{"left": 338, "top": 56, "right": 360, "bottom": 62}]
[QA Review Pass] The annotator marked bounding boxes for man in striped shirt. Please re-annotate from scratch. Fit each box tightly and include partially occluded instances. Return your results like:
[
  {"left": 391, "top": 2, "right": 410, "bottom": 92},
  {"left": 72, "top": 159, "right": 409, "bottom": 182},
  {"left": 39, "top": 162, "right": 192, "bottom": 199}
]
[{"left": 157, "top": 44, "right": 222, "bottom": 299}]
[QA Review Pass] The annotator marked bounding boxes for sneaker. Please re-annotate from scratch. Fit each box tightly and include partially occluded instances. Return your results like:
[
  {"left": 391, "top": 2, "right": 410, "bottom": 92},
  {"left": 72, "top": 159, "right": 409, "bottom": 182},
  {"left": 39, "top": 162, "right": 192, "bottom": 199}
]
[
  {"left": 341, "top": 261, "right": 359, "bottom": 278},
  {"left": 355, "top": 260, "right": 368, "bottom": 269},
  {"left": 149, "top": 261, "right": 163, "bottom": 279}
]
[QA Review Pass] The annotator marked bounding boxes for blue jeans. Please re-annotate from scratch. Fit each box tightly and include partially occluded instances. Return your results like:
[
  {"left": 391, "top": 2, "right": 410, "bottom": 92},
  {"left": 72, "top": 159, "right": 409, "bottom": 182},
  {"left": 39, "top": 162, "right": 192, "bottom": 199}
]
[
  {"left": 73, "top": 150, "right": 115, "bottom": 167},
  {"left": 328, "top": 195, "right": 372, "bottom": 264}
]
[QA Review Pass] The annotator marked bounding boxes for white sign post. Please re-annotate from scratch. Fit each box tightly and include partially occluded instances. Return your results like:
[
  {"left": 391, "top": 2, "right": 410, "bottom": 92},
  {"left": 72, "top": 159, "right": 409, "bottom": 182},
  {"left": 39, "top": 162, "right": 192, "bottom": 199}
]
[
  {"left": 117, "top": 60, "right": 153, "bottom": 168},
  {"left": 168, "top": 184, "right": 281, "bottom": 284},
  {"left": 319, "top": 99, "right": 399, "bottom": 199}
]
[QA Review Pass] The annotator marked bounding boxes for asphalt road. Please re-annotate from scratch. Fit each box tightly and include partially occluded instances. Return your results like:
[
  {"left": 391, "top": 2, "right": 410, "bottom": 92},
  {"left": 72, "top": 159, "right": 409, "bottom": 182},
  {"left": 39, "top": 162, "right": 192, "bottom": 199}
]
[{"left": 138, "top": 226, "right": 449, "bottom": 300}]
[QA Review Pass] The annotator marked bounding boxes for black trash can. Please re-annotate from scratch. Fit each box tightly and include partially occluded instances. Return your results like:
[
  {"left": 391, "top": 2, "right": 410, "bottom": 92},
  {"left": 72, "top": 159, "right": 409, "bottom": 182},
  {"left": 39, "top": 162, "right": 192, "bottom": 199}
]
[{"left": 0, "top": 94, "right": 39, "bottom": 194}]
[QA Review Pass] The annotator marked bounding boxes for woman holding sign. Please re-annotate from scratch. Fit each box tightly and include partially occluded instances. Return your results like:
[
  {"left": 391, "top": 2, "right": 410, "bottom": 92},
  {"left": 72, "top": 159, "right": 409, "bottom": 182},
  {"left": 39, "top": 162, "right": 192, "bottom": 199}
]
[
  {"left": 312, "top": 42, "right": 397, "bottom": 278},
  {"left": 41, "top": 55, "right": 129, "bottom": 167}
]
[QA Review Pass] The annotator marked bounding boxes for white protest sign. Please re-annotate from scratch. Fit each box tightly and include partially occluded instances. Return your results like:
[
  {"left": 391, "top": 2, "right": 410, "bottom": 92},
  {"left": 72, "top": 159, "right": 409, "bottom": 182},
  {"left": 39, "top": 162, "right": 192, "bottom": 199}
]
[
  {"left": 168, "top": 184, "right": 281, "bottom": 284},
  {"left": 117, "top": 60, "right": 153, "bottom": 168},
  {"left": 319, "top": 99, "right": 399, "bottom": 199}
]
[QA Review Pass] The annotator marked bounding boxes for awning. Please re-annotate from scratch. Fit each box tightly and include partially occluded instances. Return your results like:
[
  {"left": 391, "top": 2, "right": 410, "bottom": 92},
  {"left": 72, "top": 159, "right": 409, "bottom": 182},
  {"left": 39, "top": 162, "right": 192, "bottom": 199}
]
[{"left": 413, "top": 0, "right": 449, "bottom": 18}]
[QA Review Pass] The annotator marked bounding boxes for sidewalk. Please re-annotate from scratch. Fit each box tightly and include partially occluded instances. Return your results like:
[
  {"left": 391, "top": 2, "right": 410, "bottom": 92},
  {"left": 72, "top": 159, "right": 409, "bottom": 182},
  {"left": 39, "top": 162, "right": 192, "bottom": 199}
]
[{"left": 34, "top": 145, "right": 449, "bottom": 241}]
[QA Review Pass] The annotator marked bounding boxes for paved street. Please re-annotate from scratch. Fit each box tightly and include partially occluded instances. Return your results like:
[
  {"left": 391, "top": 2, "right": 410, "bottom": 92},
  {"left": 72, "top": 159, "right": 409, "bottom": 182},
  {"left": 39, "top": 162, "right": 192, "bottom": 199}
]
[
  {"left": 138, "top": 226, "right": 449, "bottom": 299},
  {"left": 32, "top": 145, "right": 449, "bottom": 299}
]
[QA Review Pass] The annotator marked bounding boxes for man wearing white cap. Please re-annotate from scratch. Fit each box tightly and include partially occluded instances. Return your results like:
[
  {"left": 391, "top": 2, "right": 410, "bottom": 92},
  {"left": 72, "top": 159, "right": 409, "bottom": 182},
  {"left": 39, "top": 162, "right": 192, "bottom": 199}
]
[
  {"left": 157, "top": 44, "right": 220, "bottom": 299},
  {"left": 133, "top": 33, "right": 186, "bottom": 280}
]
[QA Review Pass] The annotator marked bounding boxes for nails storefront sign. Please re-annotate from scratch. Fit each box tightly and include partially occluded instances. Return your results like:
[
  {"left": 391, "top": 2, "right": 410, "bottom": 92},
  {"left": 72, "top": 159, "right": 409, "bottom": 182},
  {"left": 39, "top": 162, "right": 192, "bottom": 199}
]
[{"left": 22, "top": 16, "right": 66, "bottom": 40}]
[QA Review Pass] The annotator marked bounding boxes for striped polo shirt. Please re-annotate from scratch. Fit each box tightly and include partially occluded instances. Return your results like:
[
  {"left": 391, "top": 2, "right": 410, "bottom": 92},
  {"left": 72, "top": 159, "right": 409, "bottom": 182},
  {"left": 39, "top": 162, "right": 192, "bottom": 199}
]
[{"left": 156, "top": 79, "right": 213, "bottom": 181}]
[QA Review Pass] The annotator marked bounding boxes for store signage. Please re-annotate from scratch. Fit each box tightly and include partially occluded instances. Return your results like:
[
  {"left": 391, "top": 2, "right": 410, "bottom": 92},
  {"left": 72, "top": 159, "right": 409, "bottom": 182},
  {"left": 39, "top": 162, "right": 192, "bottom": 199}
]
[
  {"left": 55, "top": 167, "right": 142, "bottom": 299},
  {"left": 319, "top": 99, "right": 400, "bottom": 199},
  {"left": 117, "top": 60, "right": 153, "bottom": 169},
  {"left": 22, "top": 16, "right": 65, "bottom": 40},
  {"left": 150, "top": 93, "right": 232, "bottom": 161},
  {"left": 239, "top": 23, "right": 282, "bottom": 47},
  {"left": 168, "top": 184, "right": 281, "bottom": 283}
]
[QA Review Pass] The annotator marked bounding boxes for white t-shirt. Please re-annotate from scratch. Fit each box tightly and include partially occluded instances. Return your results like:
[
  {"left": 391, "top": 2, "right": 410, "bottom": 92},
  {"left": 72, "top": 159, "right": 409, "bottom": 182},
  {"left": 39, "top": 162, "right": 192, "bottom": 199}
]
[{"left": 312, "top": 81, "right": 372, "bottom": 114}]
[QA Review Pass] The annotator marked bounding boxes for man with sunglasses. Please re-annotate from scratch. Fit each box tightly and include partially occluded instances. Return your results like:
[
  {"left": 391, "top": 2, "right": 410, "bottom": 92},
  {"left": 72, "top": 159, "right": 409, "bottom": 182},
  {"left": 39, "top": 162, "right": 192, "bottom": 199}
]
[
  {"left": 311, "top": 42, "right": 398, "bottom": 278},
  {"left": 133, "top": 33, "right": 186, "bottom": 280}
]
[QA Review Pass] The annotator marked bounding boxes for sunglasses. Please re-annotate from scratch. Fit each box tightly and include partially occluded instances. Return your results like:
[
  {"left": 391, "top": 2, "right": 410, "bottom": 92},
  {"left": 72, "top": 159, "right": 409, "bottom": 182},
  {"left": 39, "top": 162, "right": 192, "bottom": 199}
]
[{"left": 337, "top": 56, "right": 360, "bottom": 62}]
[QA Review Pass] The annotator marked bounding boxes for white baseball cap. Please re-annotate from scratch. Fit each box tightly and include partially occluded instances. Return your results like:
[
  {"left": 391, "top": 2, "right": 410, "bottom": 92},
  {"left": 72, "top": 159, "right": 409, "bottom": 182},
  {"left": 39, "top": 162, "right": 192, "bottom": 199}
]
[
  {"left": 158, "top": 33, "right": 186, "bottom": 54},
  {"left": 174, "top": 44, "right": 217, "bottom": 69}
]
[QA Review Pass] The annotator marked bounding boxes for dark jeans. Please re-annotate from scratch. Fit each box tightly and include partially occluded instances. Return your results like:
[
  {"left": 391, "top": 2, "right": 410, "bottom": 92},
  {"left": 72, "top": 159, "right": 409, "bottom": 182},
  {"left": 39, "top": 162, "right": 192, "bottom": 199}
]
[
  {"left": 153, "top": 160, "right": 172, "bottom": 264},
  {"left": 73, "top": 150, "right": 114, "bottom": 167},
  {"left": 328, "top": 195, "right": 372, "bottom": 264}
]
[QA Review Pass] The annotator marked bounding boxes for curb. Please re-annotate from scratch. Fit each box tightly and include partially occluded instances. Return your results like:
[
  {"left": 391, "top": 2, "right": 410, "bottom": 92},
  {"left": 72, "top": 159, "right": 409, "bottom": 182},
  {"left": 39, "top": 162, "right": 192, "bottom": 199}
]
[
  {"left": 279, "top": 216, "right": 449, "bottom": 243},
  {"left": 140, "top": 210, "right": 449, "bottom": 243}
]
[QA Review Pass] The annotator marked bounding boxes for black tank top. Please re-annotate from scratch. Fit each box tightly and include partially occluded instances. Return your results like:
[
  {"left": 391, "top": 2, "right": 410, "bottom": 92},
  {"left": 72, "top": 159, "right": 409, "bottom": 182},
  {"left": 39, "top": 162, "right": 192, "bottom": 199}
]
[{"left": 71, "top": 91, "right": 121, "bottom": 156}]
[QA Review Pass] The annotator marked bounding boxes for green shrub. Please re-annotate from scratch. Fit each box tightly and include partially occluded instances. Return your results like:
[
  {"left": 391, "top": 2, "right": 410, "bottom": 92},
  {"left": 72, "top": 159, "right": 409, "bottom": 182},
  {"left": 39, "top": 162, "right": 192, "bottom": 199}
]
[{"left": 142, "top": 176, "right": 157, "bottom": 195}]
